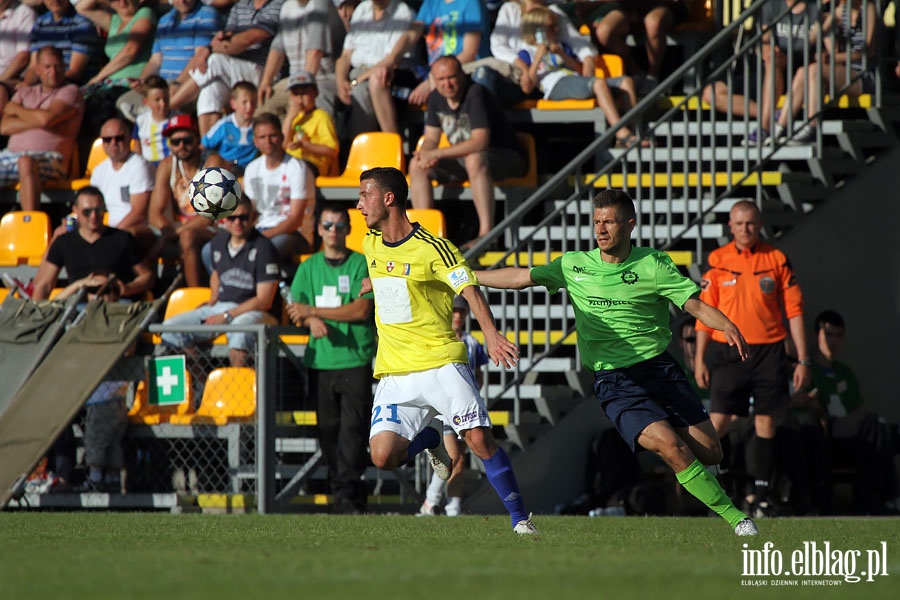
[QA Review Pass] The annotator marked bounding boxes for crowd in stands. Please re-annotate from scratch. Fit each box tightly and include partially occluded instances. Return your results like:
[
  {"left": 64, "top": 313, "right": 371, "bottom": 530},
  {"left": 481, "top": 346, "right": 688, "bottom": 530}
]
[{"left": 2, "top": 0, "right": 898, "bottom": 513}]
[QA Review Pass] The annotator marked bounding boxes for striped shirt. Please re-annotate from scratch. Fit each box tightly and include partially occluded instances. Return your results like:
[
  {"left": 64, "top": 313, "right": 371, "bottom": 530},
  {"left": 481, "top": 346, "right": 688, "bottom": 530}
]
[
  {"left": 224, "top": 0, "right": 283, "bottom": 67},
  {"left": 152, "top": 4, "right": 221, "bottom": 82},
  {"left": 29, "top": 7, "right": 102, "bottom": 83}
]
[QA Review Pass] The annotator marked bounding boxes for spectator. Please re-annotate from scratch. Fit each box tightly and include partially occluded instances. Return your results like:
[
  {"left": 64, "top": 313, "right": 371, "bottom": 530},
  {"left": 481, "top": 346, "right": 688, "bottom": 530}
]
[
  {"left": 745, "top": 0, "right": 819, "bottom": 145},
  {"left": 241, "top": 112, "right": 317, "bottom": 266},
  {"left": 408, "top": 55, "right": 526, "bottom": 249},
  {"left": 201, "top": 80, "right": 259, "bottom": 175},
  {"left": 0, "top": 0, "right": 36, "bottom": 113},
  {"left": 334, "top": 0, "right": 418, "bottom": 140},
  {"left": 694, "top": 200, "right": 810, "bottom": 517},
  {"left": 286, "top": 203, "right": 376, "bottom": 514},
  {"left": 168, "top": 0, "right": 282, "bottom": 136},
  {"left": 25, "top": 0, "right": 103, "bottom": 87},
  {"left": 795, "top": 310, "right": 898, "bottom": 514},
  {"left": 475, "top": 188, "right": 758, "bottom": 536},
  {"left": 283, "top": 71, "right": 339, "bottom": 177},
  {"left": 257, "top": 0, "right": 345, "bottom": 121},
  {"left": 31, "top": 185, "right": 156, "bottom": 301},
  {"left": 488, "top": 0, "right": 596, "bottom": 107},
  {"left": 593, "top": 0, "right": 688, "bottom": 94},
  {"left": 335, "top": 0, "right": 358, "bottom": 32},
  {"left": 515, "top": 6, "right": 645, "bottom": 148},
  {"left": 132, "top": 75, "right": 176, "bottom": 165},
  {"left": 148, "top": 114, "right": 217, "bottom": 287},
  {"left": 774, "top": 0, "right": 877, "bottom": 144},
  {"left": 116, "top": 0, "right": 221, "bottom": 121},
  {"left": 157, "top": 196, "right": 279, "bottom": 367},
  {"left": 0, "top": 46, "right": 83, "bottom": 211},
  {"left": 90, "top": 116, "right": 156, "bottom": 253},
  {"left": 402, "top": 0, "right": 491, "bottom": 106},
  {"left": 419, "top": 294, "right": 488, "bottom": 516}
]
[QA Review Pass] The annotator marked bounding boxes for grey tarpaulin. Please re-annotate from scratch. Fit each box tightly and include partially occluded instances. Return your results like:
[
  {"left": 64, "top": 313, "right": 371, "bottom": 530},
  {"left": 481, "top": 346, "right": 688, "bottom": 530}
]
[{"left": 0, "top": 298, "right": 162, "bottom": 508}]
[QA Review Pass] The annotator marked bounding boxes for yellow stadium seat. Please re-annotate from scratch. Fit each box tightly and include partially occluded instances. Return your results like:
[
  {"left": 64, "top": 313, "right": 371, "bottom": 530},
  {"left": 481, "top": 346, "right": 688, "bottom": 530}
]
[
  {"left": 595, "top": 53, "right": 624, "bottom": 79},
  {"left": 414, "top": 132, "right": 537, "bottom": 188},
  {"left": 317, "top": 132, "right": 406, "bottom": 188},
  {"left": 346, "top": 208, "right": 370, "bottom": 254},
  {"left": 406, "top": 208, "right": 446, "bottom": 237},
  {"left": 151, "top": 287, "right": 224, "bottom": 345},
  {"left": 534, "top": 55, "right": 623, "bottom": 110},
  {"left": 0, "top": 210, "right": 51, "bottom": 267},
  {"left": 67, "top": 138, "right": 108, "bottom": 191},
  {"left": 0, "top": 288, "right": 8, "bottom": 303},
  {"left": 169, "top": 367, "right": 256, "bottom": 425},
  {"left": 128, "top": 374, "right": 195, "bottom": 425}
]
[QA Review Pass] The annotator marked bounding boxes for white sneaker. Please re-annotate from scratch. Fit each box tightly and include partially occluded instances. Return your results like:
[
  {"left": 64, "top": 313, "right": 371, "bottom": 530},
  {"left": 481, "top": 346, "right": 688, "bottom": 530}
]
[
  {"left": 514, "top": 513, "right": 539, "bottom": 535},
  {"left": 425, "top": 443, "right": 452, "bottom": 481},
  {"left": 417, "top": 499, "right": 438, "bottom": 517},
  {"left": 445, "top": 497, "right": 462, "bottom": 517},
  {"left": 734, "top": 518, "right": 760, "bottom": 536}
]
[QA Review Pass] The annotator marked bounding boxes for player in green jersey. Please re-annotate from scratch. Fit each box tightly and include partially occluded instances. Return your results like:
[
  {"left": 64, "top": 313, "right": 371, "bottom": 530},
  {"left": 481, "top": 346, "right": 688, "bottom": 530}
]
[{"left": 476, "top": 189, "right": 759, "bottom": 536}]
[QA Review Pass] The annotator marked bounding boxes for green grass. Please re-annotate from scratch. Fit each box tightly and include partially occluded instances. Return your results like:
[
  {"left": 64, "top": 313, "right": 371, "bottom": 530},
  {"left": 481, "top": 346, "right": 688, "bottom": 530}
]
[{"left": 1, "top": 514, "right": 898, "bottom": 599}]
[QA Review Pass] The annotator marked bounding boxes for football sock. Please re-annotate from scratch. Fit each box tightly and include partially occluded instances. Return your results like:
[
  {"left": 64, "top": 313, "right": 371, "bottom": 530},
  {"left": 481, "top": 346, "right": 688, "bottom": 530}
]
[
  {"left": 445, "top": 497, "right": 462, "bottom": 516},
  {"left": 676, "top": 459, "right": 747, "bottom": 528},
  {"left": 482, "top": 447, "right": 528, "bottom": 526},
  {"left": 425, "top": 472, "right": 445, "bottom": 506},
  {"left": 404, "top": 426, "right": 440, "bottom": 466},
  {"left": 752, "top": 435, "right": 775, "bottom": 503}
]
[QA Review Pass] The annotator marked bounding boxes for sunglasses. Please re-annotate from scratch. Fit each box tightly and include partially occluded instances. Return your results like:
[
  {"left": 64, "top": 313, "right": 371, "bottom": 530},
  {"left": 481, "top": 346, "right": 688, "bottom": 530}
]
[
  {"left": 225, "top": 214, "right": 250, "bottom": 222},
  {"left": 321, "top": 221, "right": 348, "bottom": 232},
  {"left": 81, "top": 207, "right": 105, "bottom": 216},
  {"left": 169, "top": 135, "right": 195, "bottom": 147},
  {"left": 101, "top": 134, "right": 126, "bottom": 144}
]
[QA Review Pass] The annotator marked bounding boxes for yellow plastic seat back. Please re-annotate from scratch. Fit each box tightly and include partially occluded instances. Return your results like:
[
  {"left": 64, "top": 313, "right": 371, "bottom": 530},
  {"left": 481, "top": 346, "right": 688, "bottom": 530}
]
[
  {"left": 128, "top": 374, "right": 195, "bottom": 425},
  {"left": 152, "top": 287, "right": 213, "bottom": 344},
  {"left": 0, "top": 211, "right": 51, "bottom": 267},
  {"left": 346, "top": 208, "right": 370, "bottom": 254},
  {"left": 171, "top": 367, "right": 256, "bottom": 425},
  {"left": 317, "top": 132, "right": 406, "bottom": 187},
  {"left": 406, "top": 208, "right": 446, "bottom": 237}
]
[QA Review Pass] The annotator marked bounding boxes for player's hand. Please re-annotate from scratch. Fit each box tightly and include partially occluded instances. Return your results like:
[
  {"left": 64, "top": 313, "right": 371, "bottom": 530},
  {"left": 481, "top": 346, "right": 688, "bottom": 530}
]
[
  {"left": 307, "top": 316, "right": 328, "bottom": 339},
  {"left": 722, "top": 323, "right": 749, "bottom": 361},
  {"left": 485, "top": 330, "right": 519, "bottom": 369},
  {"left": 358, "top": 277, "right": 372, "bottom": 296}
]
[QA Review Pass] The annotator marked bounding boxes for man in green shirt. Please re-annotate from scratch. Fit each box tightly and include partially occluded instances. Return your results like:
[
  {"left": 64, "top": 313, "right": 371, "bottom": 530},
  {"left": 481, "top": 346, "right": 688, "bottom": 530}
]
[
  {"left": 476, "top": 189, "right": 759, "bottom": 536},
  {"left": 287, "top": 203, "right": 376, "bottom": 514}
]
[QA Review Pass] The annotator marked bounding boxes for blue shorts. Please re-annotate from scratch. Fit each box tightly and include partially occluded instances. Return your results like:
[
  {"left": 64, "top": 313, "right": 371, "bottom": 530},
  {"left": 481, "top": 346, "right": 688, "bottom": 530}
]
[{"left": 593, "top": 352, "right": 709, "bottom": 452}]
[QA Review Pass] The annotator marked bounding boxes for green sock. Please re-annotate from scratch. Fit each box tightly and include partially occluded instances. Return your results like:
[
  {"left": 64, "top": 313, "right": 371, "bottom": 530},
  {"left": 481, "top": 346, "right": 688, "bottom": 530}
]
[{"left": 676, "top": 459, "right": 747, "bottom": 528}]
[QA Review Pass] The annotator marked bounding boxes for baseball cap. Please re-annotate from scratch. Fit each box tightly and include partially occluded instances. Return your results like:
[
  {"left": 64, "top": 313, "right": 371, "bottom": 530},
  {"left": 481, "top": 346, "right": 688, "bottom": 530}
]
[
  {"left": 452, "top": 295, "right": 468, "bottom": 311},
  {"left": 163, "top": 114, "right": 199, "bottom": 137},
  {"left": 288, "top": 71, "right": 317, "bottom": 90}
]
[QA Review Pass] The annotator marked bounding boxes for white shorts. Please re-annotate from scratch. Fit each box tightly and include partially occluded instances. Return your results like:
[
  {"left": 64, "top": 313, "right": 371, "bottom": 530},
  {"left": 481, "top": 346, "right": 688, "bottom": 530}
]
[
  {"left": 191, "top": 54, "right": 264, "bottom": 116},
  {"left": 369, "top": 362, "right": 492, "bottom": 441}
]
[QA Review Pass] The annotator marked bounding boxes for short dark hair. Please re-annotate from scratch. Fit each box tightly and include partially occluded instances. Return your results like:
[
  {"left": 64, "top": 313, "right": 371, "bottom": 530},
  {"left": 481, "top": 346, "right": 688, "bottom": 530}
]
[
  {"left": 232, "top": 80, "right": 258, "bottom": 99},
  {"left": 318, "top": 202, "right": 350, "bottom": 226},
  {"left": 360, "top": 167, "right": 408, "bottom": 209},
  {"left": 252, "top": 112, "right": 281, "bottom": 132},
  {"left": 592, "top": 189, "right": 636, "bottom": 221},
  {"left": 36, "top": 45, "right": 63, "bottom": 62},
  {"left": 814, "top": 310, "right": 845, "bottom": 333},
  {"left": 74, "top": 185, "right": 106, "bottom": 209},
  {"left": 142, "top": 75, "right": 169, "bottom": 94}
]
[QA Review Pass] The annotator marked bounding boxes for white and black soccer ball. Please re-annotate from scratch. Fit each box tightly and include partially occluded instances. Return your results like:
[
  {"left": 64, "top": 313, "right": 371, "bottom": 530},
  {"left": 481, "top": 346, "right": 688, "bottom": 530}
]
[{"left": 189, "top": 167, "right": 242, "bottom": 219}]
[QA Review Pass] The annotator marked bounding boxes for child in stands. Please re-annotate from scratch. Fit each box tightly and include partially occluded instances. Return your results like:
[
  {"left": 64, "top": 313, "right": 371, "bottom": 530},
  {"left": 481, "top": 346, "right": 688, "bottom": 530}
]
[
  {"left": 133, "top": 76, "right": 177, "bottom": 166},
  {"left": 514, "top": 7, "right": 646, "bottom": 148},
  {"left": 283, "top": 72, "right": 339, "bottom": 177},
  {"left": 201, "top": 81, "right": 259, "bottom": 175}
]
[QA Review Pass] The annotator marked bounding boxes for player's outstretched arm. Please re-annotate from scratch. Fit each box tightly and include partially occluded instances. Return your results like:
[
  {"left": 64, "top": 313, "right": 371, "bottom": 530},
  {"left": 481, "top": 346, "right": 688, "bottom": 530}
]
[
  {"left": 461, "top": 285, "right": 519, "bottom": 369},
  {"left": 684, "top": 297, "right": 749, "bottom": 361},
  {"left": 474, "top": 267, "right": 535, "bottom": 290}
]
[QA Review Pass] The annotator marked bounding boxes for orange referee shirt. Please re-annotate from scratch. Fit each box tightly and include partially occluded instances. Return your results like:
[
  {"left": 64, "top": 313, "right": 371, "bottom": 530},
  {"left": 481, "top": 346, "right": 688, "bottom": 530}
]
[{"left": 696, "top": 240, "right": 803, "bottom": 344}]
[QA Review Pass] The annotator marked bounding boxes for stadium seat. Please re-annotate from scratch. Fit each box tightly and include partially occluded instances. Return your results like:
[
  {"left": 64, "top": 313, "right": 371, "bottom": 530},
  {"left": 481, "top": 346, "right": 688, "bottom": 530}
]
[
  {"left": 0, "top": 211, "right": 51, "bottom": 267},
  {"left": 406, "top": 208, "right": 446, "bottom": 237},
  {"left": 169, "top": 366, "right": 256, "bottom": 425},
  {"left": 67, "top": 137, "right": 108, "bottom": 191},
  {"left": 346, "top": 208, "right": 370, "bottom": 254},
  {"left": 533, "top": 55, "right": 622, "bottom": 110},
  {"left": 414, "top": 132, "right": 537, "bottom": 188},
  {"left": 128, "top": 374, "right": 195, "bottom": 425},
  {"left": 151, "top": 287, "right": 221, "bottom": 345},
  {"left": 317, "top": 132, "right": 406, "bottom": 188},
  {"left": 0, "top": 288, "right": 7, "bottom": 303}
]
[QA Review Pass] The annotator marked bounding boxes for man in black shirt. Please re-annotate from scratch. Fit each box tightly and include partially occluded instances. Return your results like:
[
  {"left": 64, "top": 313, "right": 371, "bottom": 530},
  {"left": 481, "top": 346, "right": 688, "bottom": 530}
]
[
  {"left": 408, "top": 55, "right": 526, "bottom": 250},
  {"left": 32, "top": 186, "right": 155, "bottom": 301}
]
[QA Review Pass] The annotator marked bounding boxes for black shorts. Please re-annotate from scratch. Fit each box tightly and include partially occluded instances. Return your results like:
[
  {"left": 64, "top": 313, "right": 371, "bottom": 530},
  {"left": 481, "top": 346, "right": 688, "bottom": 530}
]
[
  {"left": 593, "top": 351, "right": 710, "bottom": 452},
  {"left": 707, "top": 340, "right": 789, "bottom": 417}
]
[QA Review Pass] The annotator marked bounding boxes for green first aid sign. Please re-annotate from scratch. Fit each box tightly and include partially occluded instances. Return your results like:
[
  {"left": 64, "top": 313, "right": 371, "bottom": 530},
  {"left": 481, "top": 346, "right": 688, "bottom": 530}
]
[{"left": 149, "top": 356, "right": 187, "bottom": 406}]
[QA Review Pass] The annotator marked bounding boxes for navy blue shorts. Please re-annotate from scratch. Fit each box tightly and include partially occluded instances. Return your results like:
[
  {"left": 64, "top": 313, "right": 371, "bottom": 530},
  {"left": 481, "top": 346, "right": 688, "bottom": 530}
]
[{"left": 593, "top": 352, "right": 710, "bottom": 452}]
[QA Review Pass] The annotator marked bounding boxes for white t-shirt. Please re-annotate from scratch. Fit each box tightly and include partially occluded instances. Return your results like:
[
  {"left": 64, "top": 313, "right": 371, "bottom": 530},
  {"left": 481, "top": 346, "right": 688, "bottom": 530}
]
[
  {"left": 490, "top": 2, "right": 595, "bottom": 65},
  {"left": 342, "top": 0, "right": 415, "bottom": 68},
  {"left": 90, "top": 153, "right": 155, "bottom": 227},
  {"left": 242, "top": 154, "right": 315, "bottom": 241}
]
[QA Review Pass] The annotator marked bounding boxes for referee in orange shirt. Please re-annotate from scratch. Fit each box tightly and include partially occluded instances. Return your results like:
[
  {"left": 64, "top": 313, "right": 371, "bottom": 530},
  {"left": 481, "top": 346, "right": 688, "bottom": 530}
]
[{"left": 694, "top": 200, "right": 811, "bottom": 517}]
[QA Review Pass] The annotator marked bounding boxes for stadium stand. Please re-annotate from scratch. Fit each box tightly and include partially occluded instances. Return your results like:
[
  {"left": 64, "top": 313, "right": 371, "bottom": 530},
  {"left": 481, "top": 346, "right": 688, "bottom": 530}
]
[
  {"left": 168, "top": 366, "right": 256, "bottom": 426},
  {"left": 0, "top": 211, "right": 51, "bottom": 267}
]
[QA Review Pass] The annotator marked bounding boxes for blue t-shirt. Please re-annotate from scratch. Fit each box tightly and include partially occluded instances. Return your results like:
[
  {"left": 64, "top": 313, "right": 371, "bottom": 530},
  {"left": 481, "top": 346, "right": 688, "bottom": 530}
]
[
  {"left": 201, "top": 114, "right": 258, "bottom": 168},
  {"left": 416, "top": 0, "right": 490, "bottom": 65},
  {"left": 30, "top": 7, "right": 103, "bottom": 84},
  {"left": 152, "top": 4, "right": 222, "bottom": 82}
]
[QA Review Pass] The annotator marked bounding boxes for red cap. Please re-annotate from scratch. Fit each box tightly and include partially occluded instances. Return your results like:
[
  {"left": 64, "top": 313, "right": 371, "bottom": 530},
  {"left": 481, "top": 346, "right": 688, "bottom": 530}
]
[{"left": 163, "top": 114, "right": 199, "bottom": 137}]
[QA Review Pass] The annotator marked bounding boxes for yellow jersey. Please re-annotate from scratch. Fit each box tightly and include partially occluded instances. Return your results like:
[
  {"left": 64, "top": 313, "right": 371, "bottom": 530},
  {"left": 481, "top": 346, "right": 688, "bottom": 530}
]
[{"left": 363, "top": 223, "right": 473, "bottom": 378}]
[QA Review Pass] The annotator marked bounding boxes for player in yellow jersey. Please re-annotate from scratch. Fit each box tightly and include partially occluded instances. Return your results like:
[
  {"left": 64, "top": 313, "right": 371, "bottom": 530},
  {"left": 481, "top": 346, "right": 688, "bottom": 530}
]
[{"left": 356, "top": 167, "right": 538, "bottom": 534}]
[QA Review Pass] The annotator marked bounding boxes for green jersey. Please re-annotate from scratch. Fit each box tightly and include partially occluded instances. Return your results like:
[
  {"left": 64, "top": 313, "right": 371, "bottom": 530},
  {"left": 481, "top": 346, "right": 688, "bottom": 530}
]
[
  {"left": 530, "top": 246, "right": 698, "bottom": 371},
  {"left": 809, "top": 361, "right": 863, "bottom": 418},
  {"left": 290, "top": 251, "right": 376, "bottom": 371}
]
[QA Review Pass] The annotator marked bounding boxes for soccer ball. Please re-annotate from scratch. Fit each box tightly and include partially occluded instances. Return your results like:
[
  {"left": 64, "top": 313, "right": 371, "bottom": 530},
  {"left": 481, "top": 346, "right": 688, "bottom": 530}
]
[{"left": 189, "top": 167, "right": 242, "bottom": 219}]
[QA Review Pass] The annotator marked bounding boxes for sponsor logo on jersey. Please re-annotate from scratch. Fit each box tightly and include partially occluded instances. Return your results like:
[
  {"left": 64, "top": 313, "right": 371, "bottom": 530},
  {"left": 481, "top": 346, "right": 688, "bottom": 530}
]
[
  {"left": 587, "top": 296, "right": 632, "bottom": 308},
  {"left": 386, "top": 261, "right": 395, "bottom": 273},
  {"left": 448, "top": 267, "right": 470, "bottom": 288},
  {"left": 621, "top": 270, "right": 638, "bottom": 285}
]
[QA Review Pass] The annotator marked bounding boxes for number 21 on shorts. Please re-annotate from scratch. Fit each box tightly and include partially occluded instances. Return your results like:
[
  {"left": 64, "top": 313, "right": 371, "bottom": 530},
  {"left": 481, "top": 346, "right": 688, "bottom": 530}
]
[{"left": 371, "top": 404, "right": 402, "bottom": 425}]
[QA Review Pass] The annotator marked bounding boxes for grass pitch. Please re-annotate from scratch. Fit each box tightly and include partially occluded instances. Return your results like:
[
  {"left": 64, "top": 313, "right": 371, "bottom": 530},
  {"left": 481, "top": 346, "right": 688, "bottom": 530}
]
[{"left": 2, "top": 513, "right": 898, "bottom": 599}]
